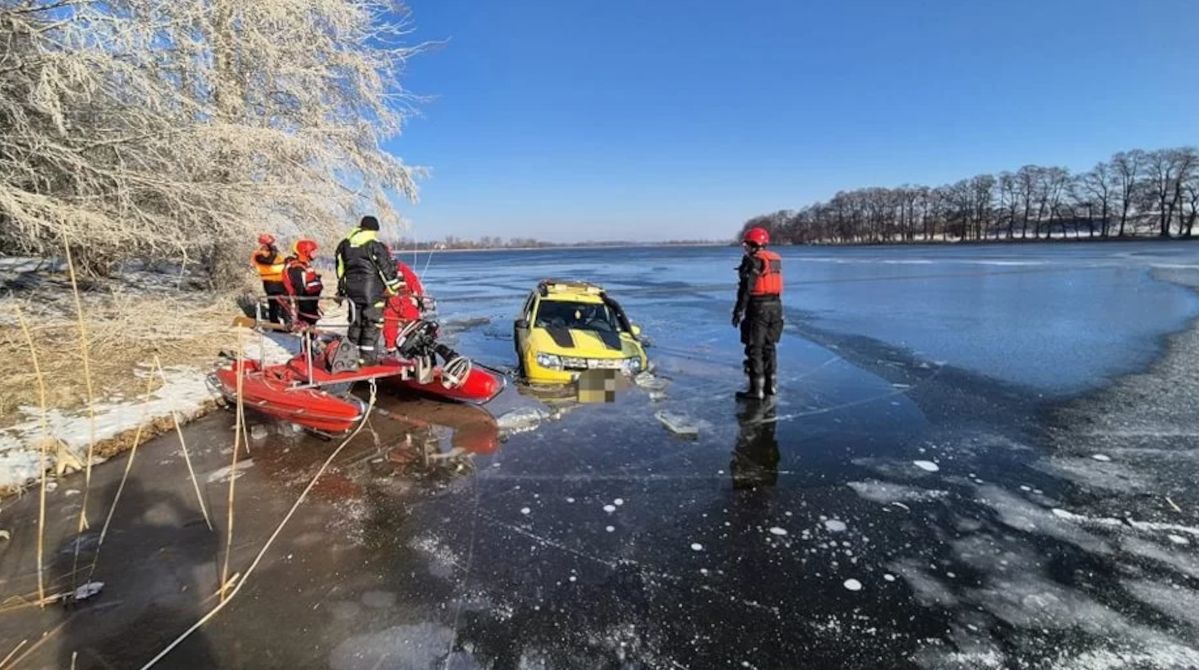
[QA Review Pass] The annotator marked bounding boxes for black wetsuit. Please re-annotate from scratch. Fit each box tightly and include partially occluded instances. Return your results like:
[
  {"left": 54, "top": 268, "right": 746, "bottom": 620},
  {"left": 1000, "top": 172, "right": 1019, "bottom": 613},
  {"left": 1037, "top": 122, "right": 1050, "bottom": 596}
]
[{"left": 335, "top": 229, "right": 401, "bottom": 360}]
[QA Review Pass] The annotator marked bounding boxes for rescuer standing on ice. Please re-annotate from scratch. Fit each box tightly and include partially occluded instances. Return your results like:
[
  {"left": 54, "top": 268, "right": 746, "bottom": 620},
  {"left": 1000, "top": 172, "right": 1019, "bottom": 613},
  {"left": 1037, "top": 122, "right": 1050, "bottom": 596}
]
[{"left": 731, "top": 226, "right": 784, "bottom": 400}]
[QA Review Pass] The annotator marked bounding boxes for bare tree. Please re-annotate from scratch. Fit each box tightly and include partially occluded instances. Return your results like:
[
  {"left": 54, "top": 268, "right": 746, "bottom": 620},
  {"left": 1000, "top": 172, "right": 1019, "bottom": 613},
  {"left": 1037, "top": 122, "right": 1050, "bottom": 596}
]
[
  {"left": 1078, "top": 162, "right": 1115, "bottom": 237},
  {"left": 1109, "top": 150, "right": 1145, "bottom": 237}
]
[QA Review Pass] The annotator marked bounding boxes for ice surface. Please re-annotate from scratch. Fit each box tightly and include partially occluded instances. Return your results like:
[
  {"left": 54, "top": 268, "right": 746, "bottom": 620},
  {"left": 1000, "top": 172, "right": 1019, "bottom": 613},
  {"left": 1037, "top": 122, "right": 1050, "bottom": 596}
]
[{"left": 847, "top": 480, "right": 948, "bottom": 505}]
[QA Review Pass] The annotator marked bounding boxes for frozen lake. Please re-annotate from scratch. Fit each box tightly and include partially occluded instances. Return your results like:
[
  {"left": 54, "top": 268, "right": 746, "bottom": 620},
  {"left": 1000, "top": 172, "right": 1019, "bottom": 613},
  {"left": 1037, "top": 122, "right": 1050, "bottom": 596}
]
[
  {"left": 430, "top": 242, "right": 1199, "bottom": 395},
  {"left": 3, "top": 241, "right": 1198, "bottom": 669}
]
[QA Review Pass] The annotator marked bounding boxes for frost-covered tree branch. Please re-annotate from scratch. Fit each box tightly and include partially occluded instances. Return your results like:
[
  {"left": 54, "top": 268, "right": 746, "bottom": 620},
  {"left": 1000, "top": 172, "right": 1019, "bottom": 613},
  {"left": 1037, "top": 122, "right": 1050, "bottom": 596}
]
[{"left": 0, "top": 0, "right": 424, "bottom": 283}]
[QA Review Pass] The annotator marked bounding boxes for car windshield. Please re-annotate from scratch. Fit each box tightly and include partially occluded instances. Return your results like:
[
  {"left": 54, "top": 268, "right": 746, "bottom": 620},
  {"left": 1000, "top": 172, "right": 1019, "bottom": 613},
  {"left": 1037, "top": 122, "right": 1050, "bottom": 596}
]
[{"left": 535, "top": 300, "right": 621, "bottom": 332}]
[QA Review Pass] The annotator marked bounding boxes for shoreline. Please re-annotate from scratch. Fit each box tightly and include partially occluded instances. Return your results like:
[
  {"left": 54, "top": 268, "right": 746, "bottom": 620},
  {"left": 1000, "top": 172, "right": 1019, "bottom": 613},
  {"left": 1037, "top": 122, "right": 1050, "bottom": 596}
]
[{"left": 1041, "top": 266, "right": 1199, "bottom": 519}]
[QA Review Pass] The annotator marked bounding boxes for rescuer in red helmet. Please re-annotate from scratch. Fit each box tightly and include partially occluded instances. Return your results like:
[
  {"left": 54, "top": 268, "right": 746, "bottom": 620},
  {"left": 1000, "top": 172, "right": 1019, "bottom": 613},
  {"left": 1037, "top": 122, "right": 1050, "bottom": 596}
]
[
  {"left": 251, "top": 233, "right": 287, "bottom": 324},
  {"left": 381, "top": 259, "right": 428, "bottom": 352},
  {"left": 732, "top": 226, "right": 784, "bottom": 400},
  {"left": 282, "top": 239, "right": 323, "bottom": 328}
]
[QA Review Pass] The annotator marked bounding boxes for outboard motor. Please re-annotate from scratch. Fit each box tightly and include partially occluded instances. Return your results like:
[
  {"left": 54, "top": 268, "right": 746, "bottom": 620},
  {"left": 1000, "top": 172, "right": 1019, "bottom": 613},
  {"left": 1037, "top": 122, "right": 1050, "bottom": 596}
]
[{"left": 395, "top": 320, "right": 474, "bottom": 389}]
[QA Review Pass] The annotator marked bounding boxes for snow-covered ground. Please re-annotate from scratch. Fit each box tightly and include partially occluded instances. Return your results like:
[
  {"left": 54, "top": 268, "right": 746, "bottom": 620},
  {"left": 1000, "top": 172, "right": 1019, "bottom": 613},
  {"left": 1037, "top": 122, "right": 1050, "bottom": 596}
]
[{"left": 0, "top": 329, "right": 297, "bottom": 493}]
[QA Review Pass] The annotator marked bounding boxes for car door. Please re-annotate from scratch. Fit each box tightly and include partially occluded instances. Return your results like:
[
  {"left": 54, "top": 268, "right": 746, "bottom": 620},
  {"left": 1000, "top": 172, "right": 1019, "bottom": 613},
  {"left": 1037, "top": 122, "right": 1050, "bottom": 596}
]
[{"left": 513, "top": 291, "right": 536, "bottom": 368}]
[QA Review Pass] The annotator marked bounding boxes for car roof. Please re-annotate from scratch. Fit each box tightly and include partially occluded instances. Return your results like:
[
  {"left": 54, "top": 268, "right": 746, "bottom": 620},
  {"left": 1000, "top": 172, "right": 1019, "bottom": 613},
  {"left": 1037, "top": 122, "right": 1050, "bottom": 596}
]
[{"left": 536, "top": 279, "right": 606, "bottom": 301}]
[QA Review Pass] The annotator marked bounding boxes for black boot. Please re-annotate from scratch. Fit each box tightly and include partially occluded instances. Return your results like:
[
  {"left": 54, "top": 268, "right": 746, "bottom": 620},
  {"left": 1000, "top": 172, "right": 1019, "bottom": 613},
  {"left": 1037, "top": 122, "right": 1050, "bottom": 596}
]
[
  {"left": 736, "top": 376, "right": 765, "bottom": 401},
  {"left": 764, "top": 373, "right": 778, "bottom": 396}
]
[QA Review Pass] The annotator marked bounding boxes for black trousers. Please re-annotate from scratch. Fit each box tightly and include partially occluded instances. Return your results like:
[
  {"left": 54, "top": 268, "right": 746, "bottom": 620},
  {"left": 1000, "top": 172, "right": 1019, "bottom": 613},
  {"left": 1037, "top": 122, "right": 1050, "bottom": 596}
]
[
  {"left": 346, "top": 292, "right": 385, "bottom": 356},
  {"left": 262, "top": 281, "right": 287, "bottom": 324},
  {"left": 740, "top": 298, "right": 783, "bottom": 381}
]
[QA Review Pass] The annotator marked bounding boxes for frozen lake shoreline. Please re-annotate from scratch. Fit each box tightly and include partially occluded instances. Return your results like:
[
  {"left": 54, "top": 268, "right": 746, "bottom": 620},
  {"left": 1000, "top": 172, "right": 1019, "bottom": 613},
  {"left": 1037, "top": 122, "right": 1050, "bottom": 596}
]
[{"left": 1, "top": 243, "right": 1198, "bottom": 668}]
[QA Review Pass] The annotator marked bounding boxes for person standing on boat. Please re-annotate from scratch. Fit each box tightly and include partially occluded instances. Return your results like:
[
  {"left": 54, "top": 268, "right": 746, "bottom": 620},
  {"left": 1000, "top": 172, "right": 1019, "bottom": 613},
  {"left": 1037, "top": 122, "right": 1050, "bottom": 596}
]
[
  {"left": 731, "top": 226, "right": 784, "bottom": 400},
  {"left": 334, "top": 216, "right": 403, "bottom": 364},
  {"left": 282, "top": 239, "right": 324, "bottom": 328},
  {"left": 381, "top": 259, "right": 428, "bottom": 352},
  {"left": 251, "top": 233, "right": 288, "bottom": 324}
]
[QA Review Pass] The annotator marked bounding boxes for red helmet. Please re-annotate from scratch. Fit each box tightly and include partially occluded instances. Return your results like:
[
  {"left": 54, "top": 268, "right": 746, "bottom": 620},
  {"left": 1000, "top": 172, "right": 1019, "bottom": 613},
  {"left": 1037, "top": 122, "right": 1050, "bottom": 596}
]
[
  {"left": 258, "top": 233, "right": 276, "bottom": 246},
  {"left": 743, "top": 226, "right": 770, "bottom": 246},
  {"left": 293, "top": 239, "right": 317, "bottom": 259}
]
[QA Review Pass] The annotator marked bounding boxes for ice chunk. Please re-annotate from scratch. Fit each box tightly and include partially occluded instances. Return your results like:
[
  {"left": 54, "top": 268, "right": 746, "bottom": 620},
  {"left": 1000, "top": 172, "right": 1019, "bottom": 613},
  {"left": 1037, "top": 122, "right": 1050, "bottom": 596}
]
[
  {"left": 1091, "top": 453, "right": 1112, "bottom": 462},
  {"left": 843, "top": 579, "right": 863, "bottom": 591},
  {"left": 913, "top": 460, "right": 940, "bottom": 472},
  {"left": 73, "top": 581, "right": 104, "bottom": 601},
  {"left": 206, "top": 459, "right": 255, "bottom": 483},
  {"left": 496, "top": 407, "right": 550, "bottom": 435},
  {"left": 1168, "top": 535, "right": 1190, "bottom": 546},
  {"left": 634, "top": 372, "right": 670, "bottom": 392},
  {"left": 605, "top": 526, "right": 615, "bottom": 533},
  {"left": 613, "top": 498, "right": 624, "bottom": 506},
  {"left": 655, "top": 411, "right": 699, "bottom": 438},
  {"left": 768, "top": 527, "right": 788, "bottom": 536},
  {"left": 824, "top": 519, "right": 848, "bottom": 533},
  {"left": 520, "top": 507, "right": 531, "bottom": 515},
  {"left": 603, "top": 504, "right": 616, "bottom": 513},
  {"left": 690, "top": 543, "right": 704, "bottom": 551}
]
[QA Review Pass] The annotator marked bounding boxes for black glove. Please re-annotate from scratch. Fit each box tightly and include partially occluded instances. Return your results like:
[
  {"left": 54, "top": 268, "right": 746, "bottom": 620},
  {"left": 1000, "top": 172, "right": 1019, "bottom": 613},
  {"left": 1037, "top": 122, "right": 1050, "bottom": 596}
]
[{"left": 731, "top": 311, "right": 743, "bottom": 327}]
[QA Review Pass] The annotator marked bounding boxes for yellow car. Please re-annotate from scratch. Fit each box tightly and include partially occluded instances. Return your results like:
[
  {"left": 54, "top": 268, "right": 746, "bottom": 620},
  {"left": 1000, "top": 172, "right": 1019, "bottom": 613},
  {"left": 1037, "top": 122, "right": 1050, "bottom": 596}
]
[{"left": 514, "top": 280, "right": 648, "bottom": 383}]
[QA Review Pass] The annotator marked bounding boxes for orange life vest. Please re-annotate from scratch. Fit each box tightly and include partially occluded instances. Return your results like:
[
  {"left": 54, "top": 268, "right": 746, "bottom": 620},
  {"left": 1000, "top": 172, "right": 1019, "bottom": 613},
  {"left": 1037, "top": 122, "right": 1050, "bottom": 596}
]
[
  {"left": 251, "top": 245, "right": 285, "bottom": 282},
  {"left": 750, "top": 249, "right": 783, "bottom": 296}
]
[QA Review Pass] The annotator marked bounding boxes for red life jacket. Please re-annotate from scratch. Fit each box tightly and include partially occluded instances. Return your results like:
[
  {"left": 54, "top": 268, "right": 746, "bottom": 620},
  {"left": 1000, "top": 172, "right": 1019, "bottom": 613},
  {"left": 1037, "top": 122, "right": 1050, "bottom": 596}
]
[
  {"left": 283, "top": 257, "right": 323, "bottom": 297},
  {"left": 750, "top": 249, "right": 783, "bottom": 296}
]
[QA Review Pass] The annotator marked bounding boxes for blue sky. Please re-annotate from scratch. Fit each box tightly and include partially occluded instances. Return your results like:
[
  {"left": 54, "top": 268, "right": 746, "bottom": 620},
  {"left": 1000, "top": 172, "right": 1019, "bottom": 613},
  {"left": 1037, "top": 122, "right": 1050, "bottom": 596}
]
[{"left": 390, "top": 0, "right": 1199, "bottom": 242}]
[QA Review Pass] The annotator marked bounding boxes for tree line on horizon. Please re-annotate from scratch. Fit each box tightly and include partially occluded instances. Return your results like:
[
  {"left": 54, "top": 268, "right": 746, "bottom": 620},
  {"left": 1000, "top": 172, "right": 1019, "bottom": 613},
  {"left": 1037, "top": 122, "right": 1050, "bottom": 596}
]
[
  {"left": 738, "top": 146, "right": 1199, "bottom": 245},
  {"left": 389, "top": 235, "right": 718, "bottom": 250}
]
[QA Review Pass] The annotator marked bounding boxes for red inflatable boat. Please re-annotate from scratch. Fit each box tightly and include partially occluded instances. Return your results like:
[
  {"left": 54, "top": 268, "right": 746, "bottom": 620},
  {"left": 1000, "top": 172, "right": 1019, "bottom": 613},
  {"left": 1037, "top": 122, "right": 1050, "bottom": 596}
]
[{"left": 212, "top": 334, "right": 504, "bottom": 434}]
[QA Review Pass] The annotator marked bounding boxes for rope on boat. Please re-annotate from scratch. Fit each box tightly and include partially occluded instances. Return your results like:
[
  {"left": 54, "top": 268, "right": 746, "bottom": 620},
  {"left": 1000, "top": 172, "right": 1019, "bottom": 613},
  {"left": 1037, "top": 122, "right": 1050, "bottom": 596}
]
[{"left": 138, "top": 380, "right": 379, "bottom": 670}]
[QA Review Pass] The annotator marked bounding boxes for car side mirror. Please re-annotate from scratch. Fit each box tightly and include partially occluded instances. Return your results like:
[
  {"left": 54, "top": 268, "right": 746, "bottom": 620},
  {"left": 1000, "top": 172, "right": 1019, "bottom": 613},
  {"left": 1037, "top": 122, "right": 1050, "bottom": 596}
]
[
  {"left": 515, "top": 318, "right": 530, "bottom": 329},
  {"left": 630, "top": 324, "right": 642, "bottom": 337}
]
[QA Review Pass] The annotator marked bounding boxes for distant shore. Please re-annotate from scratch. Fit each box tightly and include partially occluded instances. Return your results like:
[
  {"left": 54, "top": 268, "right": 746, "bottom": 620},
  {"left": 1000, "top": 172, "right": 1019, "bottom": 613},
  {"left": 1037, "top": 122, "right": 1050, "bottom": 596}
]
[{"left": 401, "top": 242, "right": 730, "bottom": 254}]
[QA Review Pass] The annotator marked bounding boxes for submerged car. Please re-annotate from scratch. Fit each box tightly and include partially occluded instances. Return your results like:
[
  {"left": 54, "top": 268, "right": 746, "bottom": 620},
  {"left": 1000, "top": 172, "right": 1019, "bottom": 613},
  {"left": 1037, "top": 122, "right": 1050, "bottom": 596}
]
[{"left": 514, "top": 280, "right": 648, "bottom": 383}]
